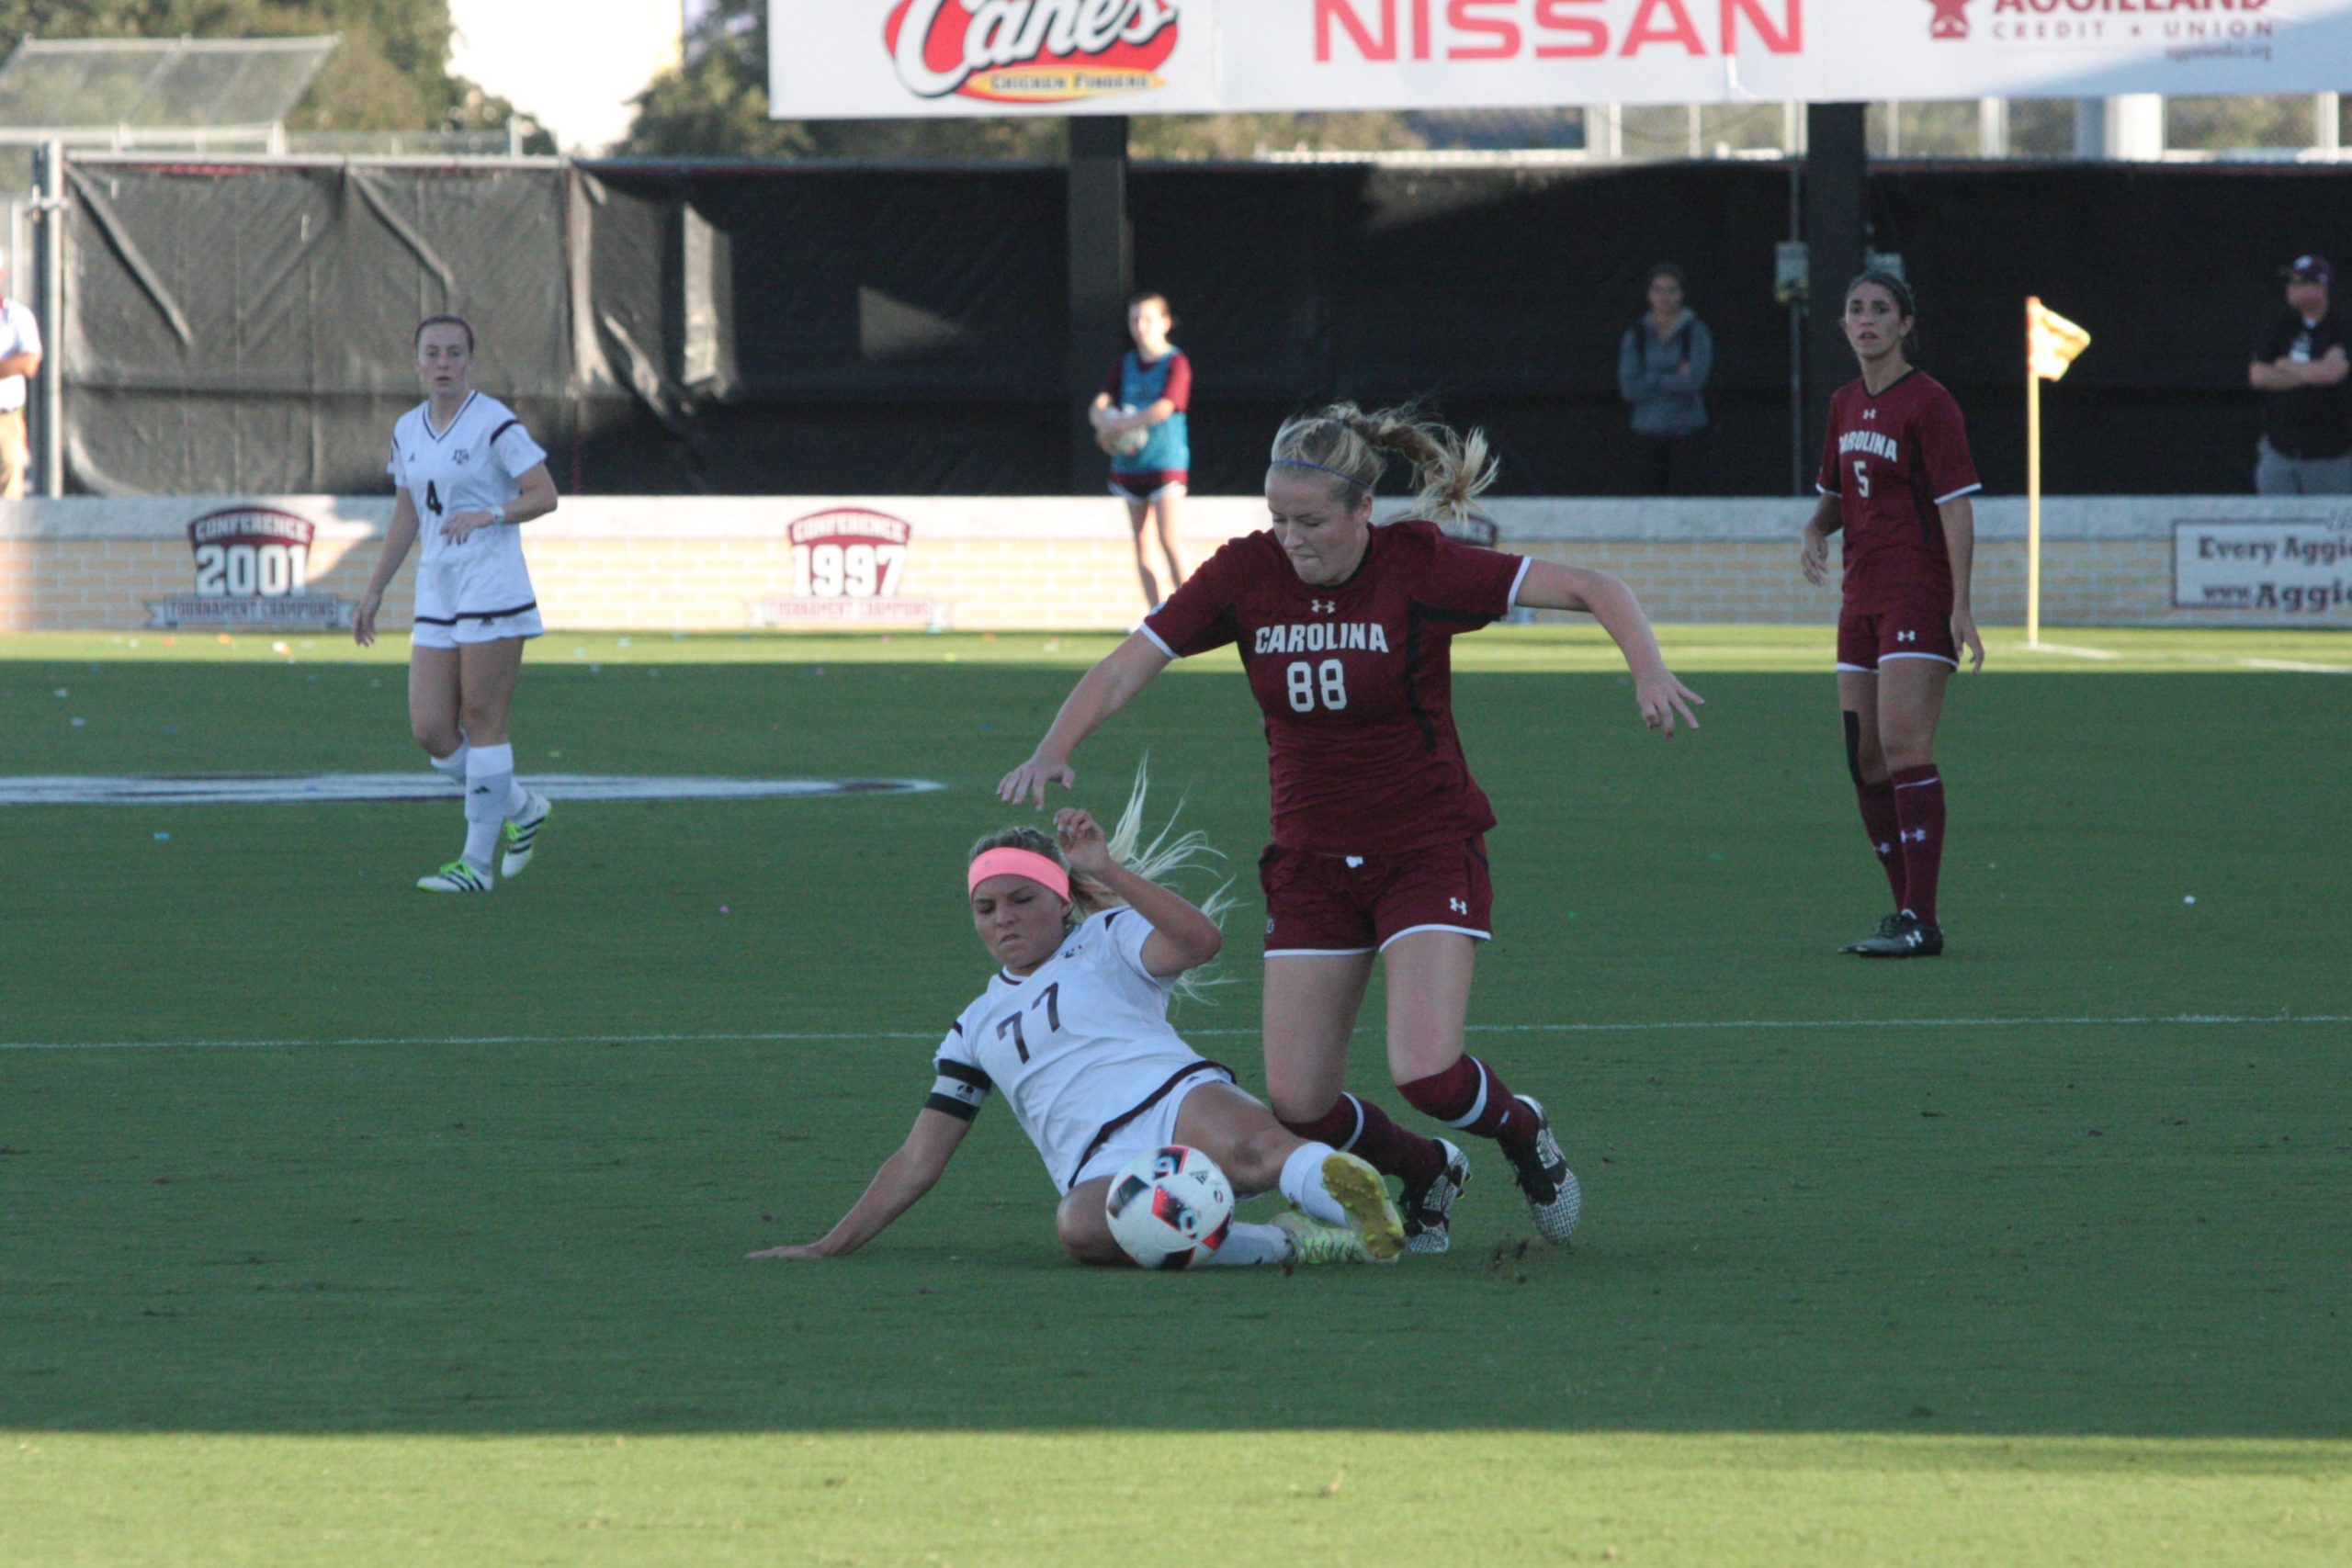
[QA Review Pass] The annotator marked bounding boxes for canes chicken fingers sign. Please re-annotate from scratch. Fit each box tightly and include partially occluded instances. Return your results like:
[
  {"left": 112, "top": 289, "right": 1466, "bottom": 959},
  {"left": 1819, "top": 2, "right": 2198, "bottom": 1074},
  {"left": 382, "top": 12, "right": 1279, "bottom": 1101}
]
[{"left": 773, "top": 1, "right": 2352, "bottom": 118}]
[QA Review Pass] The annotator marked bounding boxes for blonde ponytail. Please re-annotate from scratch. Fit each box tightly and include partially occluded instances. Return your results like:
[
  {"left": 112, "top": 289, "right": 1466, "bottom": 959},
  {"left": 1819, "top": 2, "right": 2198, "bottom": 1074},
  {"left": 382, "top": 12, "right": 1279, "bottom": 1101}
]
[{"left": 1269, "top": 401, "right": 1498, "bottom": 525}]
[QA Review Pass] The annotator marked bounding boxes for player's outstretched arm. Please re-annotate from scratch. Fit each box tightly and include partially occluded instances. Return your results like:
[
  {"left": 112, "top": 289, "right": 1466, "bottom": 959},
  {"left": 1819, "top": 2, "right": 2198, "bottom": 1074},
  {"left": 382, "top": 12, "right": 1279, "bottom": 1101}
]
[
  {"left": 1055, "top": 807, "right": 1222, "bottom": 977},
  {"left": 1515, "top": 561, "right": 1703, "bottom": 739},
  {"left": 353, "top": 490, "right": 424, "bottom": 648},
  {"left": 749, "top": 1109, "right": 971, "bottom": 1260},
  {"left": 999, "top": 633, "right": 1172, "bottom": 807}
]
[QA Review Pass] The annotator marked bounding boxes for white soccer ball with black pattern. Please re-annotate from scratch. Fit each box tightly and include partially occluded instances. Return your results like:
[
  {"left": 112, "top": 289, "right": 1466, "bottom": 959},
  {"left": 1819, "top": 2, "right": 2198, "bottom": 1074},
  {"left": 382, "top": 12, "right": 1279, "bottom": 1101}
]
[{"left": 1104, "top": 1145, "right": 1235, "bottom": 1269}]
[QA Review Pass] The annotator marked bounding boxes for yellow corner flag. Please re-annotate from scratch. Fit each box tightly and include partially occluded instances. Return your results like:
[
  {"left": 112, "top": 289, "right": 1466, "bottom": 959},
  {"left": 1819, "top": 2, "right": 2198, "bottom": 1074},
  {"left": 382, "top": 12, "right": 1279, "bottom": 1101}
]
[{"left": 2028, "top": 298, "right": 2092, "bottom": 381}]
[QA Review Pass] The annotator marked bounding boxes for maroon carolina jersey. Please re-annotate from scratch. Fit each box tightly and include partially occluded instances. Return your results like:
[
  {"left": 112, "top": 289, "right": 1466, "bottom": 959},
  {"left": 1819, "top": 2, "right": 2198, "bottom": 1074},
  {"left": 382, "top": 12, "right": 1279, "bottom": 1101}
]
[
  {"left": 1141, "top": 519, "right": 1527, "bottom": 856},
  {"left": 1815, "top": 370, "right": 1981, "bottom": 606}
]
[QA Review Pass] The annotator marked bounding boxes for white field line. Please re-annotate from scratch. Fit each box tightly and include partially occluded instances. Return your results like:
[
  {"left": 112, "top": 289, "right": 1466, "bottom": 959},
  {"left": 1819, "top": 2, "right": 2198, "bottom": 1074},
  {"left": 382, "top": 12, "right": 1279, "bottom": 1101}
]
[
  {"left": 2023, "top": 641, "right": 2121, "bottom": 660},
  {"left": 2237, "top": 657, "right": 2352, "bottom": 674},
  {"left": 3, "top": 1014, "right": 2346, "bottom": 1053},
  {"left": 2013, "top": 643, "right": 2349, "bottom": 674}
]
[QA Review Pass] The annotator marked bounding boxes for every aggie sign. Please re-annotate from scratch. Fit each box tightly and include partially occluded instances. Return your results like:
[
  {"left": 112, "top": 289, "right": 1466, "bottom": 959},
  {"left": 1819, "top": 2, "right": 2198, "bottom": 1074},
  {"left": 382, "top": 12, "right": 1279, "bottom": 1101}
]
[
  {"left": 2173, "top": 516, "right": 2352, "bottom": 619},
  {"left": 772, "top": 0, "right": 2352, "bottom": 118}
]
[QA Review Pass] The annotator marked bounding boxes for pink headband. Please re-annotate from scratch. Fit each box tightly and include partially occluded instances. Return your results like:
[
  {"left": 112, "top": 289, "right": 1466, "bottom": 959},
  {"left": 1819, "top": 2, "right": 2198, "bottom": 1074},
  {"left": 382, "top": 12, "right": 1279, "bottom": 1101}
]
[{"left": 967, "top": 847, "right": 1070, "bottom": 903}]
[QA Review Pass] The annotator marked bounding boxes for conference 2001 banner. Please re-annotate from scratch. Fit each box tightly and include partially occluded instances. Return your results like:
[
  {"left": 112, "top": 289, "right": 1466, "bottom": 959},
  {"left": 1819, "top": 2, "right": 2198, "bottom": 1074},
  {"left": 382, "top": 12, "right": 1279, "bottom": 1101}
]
[{"left": 769, "top": 1, "right": 2352, "bottom": 118}]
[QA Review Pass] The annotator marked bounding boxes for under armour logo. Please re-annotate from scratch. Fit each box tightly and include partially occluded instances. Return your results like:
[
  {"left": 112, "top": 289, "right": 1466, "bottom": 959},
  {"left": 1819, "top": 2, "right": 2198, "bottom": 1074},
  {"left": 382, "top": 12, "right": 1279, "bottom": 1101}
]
[
  {"left": 1863, "top": 409, "right": 1878, "bottom": 420},
  {"left": 1311, "top": 599, "right": 1336, "bottom": 614},
  {"left": 1449, "top": 897, "right": 1469, "bottom": 915},
  {"left": 453, "top": 448, "right": 472, "bottom": 465},
  {"left": 1902, "top": 828, "right": 1929, "bottom": 843},
  {"left": 1875, "top": 840, "right": 1894, "bottom": 856},
  {"left": 1896, "top": 630, "right": 1918, "bottom": 643}
]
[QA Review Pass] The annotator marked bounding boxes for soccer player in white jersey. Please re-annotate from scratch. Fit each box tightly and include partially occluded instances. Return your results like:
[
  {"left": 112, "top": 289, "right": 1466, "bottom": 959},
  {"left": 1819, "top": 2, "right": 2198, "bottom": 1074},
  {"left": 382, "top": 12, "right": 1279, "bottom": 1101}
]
[
  {"left": 752, "top": 784, "right": 1408, "bottom": 1269},
  {"left": 353, "top": 315, "right": 560, "bottom": 892}
]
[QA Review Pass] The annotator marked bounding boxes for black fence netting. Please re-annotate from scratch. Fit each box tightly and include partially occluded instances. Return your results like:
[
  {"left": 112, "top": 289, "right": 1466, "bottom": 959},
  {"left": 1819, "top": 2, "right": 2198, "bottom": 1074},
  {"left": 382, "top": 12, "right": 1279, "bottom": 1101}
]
[{"left": 61, "top": 155, "right": 2351, "bottom": 497}]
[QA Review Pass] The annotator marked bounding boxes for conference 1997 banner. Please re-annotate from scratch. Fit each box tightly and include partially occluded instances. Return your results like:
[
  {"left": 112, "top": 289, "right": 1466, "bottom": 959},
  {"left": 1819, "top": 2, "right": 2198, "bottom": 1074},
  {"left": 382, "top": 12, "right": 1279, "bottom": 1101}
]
[{"left": 770, "top": 1, "right": 2352, "bottom": 118}]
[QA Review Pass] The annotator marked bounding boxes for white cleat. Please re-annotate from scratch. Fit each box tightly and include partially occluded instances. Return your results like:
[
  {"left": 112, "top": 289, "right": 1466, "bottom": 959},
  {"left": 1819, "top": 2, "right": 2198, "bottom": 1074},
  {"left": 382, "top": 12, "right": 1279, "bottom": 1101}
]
[
  {"left": 499, "top": 793, "right": 552, "bottom": 880},
  {"left": 416, "top": 859, "right": 492, "bottom": 894}
]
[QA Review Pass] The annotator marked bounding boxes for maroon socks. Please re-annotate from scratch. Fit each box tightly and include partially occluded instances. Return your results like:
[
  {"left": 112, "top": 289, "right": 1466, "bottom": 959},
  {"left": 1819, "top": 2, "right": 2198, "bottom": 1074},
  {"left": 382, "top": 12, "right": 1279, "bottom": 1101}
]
[
  {"left": 1397, "top": 1056, "right": 1537, "bottom": 1152},
  {"left": 1856, "top": 779, "right": 1907, "bottom": 908},
  {"left": 1890, "top": 764, "right": 1946, "bottom": 924},
  {"left": 1280, "top": 1092, "right": 1445, "bottom": 1190}
]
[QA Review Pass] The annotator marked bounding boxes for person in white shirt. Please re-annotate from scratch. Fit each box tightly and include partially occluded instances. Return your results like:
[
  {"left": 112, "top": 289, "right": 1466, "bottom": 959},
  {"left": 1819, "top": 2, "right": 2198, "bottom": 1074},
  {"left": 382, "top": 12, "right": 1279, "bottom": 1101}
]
[
  {"left": 353, "top": 315, "right": 561, "bottom": 893},
  {"left": 0, "top": 255, "right": 43, "bottom": 499},
  {"left": 752, "top": 787, "right": 1408, "bottom": 1269}
]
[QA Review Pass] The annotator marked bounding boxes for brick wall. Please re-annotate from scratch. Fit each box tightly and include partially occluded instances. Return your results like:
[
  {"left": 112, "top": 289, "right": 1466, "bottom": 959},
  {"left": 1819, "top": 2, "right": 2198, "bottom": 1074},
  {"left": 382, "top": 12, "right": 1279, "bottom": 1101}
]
[{"left": 2, "top": 494, "right": 2345, "bottom": 632}]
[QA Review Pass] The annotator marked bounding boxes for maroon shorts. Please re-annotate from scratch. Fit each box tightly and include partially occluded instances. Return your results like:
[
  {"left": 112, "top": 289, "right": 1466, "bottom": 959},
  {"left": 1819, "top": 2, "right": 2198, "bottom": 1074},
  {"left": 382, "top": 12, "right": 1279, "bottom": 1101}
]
[
  {"left": 1260, "top": 838, "right": 1494, "bottom": 956},
  {"left": 1109, "top": 469, "right": 1187, "bottom": 502},
  {"left": 1837, "top": 586, "right": 1958, "bottom": 672}
]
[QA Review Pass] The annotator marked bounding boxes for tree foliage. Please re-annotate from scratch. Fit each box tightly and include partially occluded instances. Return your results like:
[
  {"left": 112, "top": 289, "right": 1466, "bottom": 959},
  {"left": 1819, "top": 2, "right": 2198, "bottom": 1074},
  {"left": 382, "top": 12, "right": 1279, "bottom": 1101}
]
[{"left": 0, "top": 0, "right": 545, "bottom": 142}]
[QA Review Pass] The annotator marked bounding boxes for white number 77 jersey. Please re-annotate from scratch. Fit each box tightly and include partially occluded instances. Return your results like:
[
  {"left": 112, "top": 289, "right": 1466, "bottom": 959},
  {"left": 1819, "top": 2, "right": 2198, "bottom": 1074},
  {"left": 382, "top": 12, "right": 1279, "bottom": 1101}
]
[{"left": 924, "top": 908, "right": 1220, "bottom": 1192}]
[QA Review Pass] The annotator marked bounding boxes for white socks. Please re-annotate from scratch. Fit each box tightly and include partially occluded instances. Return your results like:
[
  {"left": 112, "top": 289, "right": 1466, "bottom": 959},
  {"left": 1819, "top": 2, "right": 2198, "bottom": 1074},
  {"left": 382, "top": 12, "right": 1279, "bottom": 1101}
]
[
  {"left": 1278, "top": 1142, "right": 1351, "bottom": 1229},
  {"left": 1195, "top": 1222, "right": 1293, "bottom": 1267},
  {"left": 429, "top": 741, "right": 469, "bottom": 784},
  {"left": 461, "top": 742, "right": 526, "bottom": 871}
]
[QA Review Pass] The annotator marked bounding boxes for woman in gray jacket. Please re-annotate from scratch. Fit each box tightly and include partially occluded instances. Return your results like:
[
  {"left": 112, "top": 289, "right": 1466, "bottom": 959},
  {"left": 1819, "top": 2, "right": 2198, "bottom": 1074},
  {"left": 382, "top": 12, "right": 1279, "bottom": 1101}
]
[{"left": 1618, "top": 264, "right": 1713, "bottom": 496}]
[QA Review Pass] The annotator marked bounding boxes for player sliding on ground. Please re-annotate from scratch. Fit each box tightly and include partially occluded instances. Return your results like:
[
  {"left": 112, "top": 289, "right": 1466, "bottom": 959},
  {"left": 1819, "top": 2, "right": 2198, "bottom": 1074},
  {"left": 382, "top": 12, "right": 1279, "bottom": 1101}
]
[
  {"left": 750, "top": 784, "right": 1407, "bottom": 1269},
  {"left": 1003, "top": 402, "right": 1702, "bottom": 1255}
]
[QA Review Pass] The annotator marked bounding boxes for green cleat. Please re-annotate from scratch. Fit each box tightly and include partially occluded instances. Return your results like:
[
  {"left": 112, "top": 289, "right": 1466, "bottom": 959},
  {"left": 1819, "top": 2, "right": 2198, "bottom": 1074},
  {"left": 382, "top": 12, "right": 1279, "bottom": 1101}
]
[
  {"left": 1319, "top": 1150, "right": 1407, "bottom": 1261},
  {"left": 1272, "top": 1209, "right": 1393, "bottom": 1268}
]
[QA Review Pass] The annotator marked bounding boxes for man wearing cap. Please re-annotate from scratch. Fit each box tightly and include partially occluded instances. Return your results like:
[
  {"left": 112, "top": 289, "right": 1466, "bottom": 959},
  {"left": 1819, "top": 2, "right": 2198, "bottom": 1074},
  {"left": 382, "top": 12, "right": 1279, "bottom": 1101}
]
[
  {"left": 2248, "top": 254, "right": 2351, "bottom": 495},
  {"left": 0, "top": 254, "right": 40, "bottom": 499}
]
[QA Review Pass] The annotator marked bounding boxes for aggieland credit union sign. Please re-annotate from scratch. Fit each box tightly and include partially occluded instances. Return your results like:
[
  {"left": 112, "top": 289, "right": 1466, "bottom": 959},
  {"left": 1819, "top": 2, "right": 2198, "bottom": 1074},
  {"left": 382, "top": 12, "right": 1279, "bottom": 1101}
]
[
  {"left": 2174, "top": 516, "right": 2352, "bottom": 620},
  {"left": 772, "top": 1, "right": 2352, "bottom": 118}
]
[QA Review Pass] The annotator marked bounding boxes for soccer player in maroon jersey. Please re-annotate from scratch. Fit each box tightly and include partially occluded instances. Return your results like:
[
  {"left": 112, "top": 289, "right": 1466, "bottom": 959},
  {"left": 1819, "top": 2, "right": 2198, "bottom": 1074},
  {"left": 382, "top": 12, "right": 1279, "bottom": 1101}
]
[
  {"left": 1798, "top": 272, "right": 1984, "bottom": 958},
  {"left": 1001, "top": 403, "right": 1702, "bottom": 1253}
]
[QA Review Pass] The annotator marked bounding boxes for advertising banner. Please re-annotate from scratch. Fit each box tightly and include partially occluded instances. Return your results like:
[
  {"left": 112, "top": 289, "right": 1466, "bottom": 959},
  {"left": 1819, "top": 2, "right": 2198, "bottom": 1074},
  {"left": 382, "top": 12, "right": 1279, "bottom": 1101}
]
[
  {"left": 771, "top": 1, "right": 2352, "bottom": 118},
  {"left": 2173, "top": 516, "right": 2352, "bottom": 619}
]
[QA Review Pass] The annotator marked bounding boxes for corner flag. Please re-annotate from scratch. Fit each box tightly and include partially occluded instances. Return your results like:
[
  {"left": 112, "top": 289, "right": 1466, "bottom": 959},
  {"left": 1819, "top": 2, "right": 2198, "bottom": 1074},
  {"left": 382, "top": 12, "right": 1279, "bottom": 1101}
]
[{"left": 2028, "top": 299, "right": 2092, "bottom": 381}]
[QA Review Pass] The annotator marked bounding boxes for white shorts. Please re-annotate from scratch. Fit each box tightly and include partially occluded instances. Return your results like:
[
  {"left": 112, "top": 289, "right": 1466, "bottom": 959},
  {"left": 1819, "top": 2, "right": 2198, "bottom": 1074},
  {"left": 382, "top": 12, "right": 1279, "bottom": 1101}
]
[
  {"left": 1064, "top": 1065, "right": 1243, "bottom": 1191},
  {"left": 411, "top": 604, "right": 544, "bottom": 649}
]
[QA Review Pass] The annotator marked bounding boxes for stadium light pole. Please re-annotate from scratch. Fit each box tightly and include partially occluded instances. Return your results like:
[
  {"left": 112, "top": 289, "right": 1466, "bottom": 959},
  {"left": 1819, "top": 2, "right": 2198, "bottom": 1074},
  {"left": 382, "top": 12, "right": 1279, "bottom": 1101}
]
[
  {"left": 1067, "top": 114, "right": 1132, "bottom": 493},
  {"left": 1802, "top": 103, "right": 1867, "bottom": 480}
]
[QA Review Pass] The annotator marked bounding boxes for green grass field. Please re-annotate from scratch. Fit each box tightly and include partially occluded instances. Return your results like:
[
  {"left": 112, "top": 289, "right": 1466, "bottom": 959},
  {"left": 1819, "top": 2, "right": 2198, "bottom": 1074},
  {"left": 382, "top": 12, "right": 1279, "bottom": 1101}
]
[{"left": 3, "top": 626, "right": 2346, "bottom": 1566}]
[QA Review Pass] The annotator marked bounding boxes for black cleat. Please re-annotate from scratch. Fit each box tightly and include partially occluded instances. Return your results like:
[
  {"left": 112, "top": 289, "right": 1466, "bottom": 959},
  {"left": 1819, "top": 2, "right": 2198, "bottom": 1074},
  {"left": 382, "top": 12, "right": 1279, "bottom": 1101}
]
[
  {"left": 1847, "top": 912, "right": 1944, "bottom": 958},
  {"left": 1499, "top": 1099, "right": 1581, "bottom": 1246},
  {"left": 1840, "top": 912, "right": 1904, "bottom": 953},
  {"left": 1398, "top": 1138, "right": 1471, "bottom": 1256}
]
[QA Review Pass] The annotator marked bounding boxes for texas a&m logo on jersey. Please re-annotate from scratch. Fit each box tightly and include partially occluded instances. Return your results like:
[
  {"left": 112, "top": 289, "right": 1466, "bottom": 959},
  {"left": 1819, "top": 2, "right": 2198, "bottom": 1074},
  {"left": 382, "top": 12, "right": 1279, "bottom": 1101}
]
[
  {"left": 886, "top": 0, "right": 1181, "bottom": 105},
  {"left": 753, "top": 508, "right": 943, "bottom": 628},
  {"left": 145, "top": 505, "right": 354, "bottom": 628},
  {"left": 1926, "top": 0, "right": 1971, "bottom": 39}
]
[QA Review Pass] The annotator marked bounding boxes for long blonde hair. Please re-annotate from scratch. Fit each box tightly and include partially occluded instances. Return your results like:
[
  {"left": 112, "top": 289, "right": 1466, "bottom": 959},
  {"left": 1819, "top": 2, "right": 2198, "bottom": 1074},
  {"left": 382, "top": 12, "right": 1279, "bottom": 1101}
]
[
  {"left": 967, "top": 762, "right": 1234, "bottom": 1001},
  {"left": 1269, "top": 401, "right": 1498, "bottom": 525}
]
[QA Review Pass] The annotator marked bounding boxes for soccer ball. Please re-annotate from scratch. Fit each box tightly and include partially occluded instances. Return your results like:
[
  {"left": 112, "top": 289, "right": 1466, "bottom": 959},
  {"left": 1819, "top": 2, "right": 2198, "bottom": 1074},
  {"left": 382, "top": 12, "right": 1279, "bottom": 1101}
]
[
  {"left": 1104, "top": 1145, "right": 1234, "bottom": 1269},
  {"left": 1113, "top": 426, "right": 1149, "bottom": 458}
]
